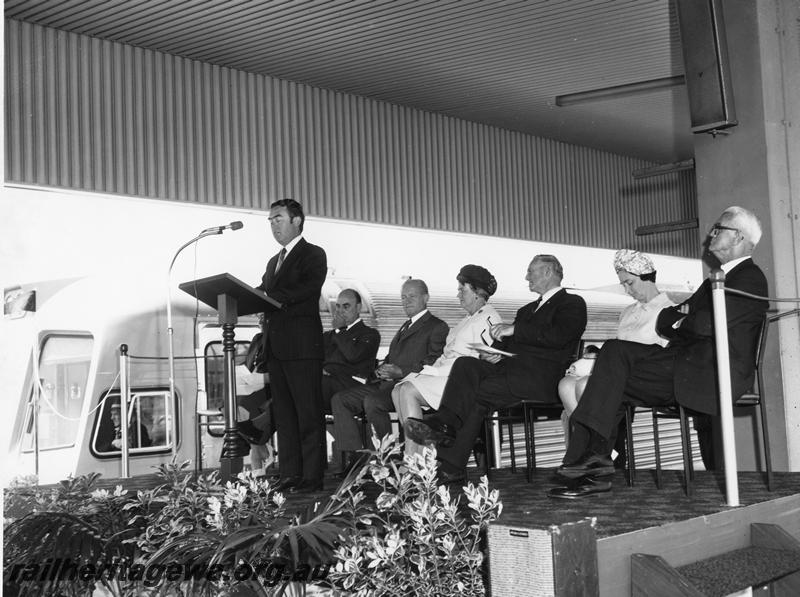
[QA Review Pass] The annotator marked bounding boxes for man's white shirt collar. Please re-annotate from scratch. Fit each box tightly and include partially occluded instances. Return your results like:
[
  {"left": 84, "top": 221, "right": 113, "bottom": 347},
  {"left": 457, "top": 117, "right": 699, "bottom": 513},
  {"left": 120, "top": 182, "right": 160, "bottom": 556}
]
[
  {"left": 282, "top": 235, "right": 303, "bottom": 255},
  {"left": 537, "top": 286, "right": 562, "bottom": 308},
  {"left": 336, "top": 318, "right": 363, "bottom": 333},
  {"left": 721, "top": 256, "right": 749, "bottom": 274},
  {"left": 409, "top": 309, "right": 428, "bottom": 325}
]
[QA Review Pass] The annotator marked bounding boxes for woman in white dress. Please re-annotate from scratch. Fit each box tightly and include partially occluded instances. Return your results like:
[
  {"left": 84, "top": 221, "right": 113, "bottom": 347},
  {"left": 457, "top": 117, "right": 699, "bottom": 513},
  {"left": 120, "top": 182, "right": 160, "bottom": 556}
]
[
  {"left": 392, "top": 264, "right": 501, "bottom": 457},
  {"left": 558, "top": 249, "right": 676, "bottom": 445}
]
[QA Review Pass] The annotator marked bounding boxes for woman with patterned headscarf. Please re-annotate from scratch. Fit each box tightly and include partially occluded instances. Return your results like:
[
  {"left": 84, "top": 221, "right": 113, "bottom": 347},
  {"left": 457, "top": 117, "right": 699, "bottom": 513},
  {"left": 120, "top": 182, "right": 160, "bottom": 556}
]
[
  {"left": 558, "top": 249, "right": 676, "bottom": 446},
  {"left": 392, "top": 264, "right": 502, "bottom": 457}
]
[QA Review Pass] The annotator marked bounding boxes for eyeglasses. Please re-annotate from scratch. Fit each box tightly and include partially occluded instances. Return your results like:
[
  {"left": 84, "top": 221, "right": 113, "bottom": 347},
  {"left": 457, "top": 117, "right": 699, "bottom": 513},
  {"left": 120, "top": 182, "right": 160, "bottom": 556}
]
[{"left": 709, "top": 224, "right": 739, "bottom": 237}]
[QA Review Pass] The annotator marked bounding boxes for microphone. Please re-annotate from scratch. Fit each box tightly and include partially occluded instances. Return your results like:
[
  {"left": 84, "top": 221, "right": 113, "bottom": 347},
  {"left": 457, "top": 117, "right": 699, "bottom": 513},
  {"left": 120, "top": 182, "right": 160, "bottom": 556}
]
[{"left": 201, "top": 221, "right": 244, "bottom": 234}]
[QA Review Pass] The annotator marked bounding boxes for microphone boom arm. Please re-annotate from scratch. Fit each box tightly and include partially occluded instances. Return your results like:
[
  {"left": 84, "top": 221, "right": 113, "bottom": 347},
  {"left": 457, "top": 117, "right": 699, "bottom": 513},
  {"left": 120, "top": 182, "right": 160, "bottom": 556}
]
[{"left": 166, "top": 229, "right": 220, "bottom": 459}]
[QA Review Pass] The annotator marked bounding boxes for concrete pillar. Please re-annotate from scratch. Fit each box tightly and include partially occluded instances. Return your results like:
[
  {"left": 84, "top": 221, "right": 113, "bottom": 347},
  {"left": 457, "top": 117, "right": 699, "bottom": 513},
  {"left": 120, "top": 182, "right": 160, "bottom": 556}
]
[{"left": 691, "top": 0, "right": 800, "bottom": 470}]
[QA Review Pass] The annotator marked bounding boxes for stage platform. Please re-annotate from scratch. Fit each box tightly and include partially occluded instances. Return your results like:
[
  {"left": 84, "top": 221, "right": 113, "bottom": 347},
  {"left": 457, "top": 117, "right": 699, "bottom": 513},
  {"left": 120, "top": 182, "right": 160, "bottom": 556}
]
[
  {"left": 485, "top": 467, "right": 800, "bottom": 596},
  {"left": 16, "top": 466, "right": 800, "bottom": 596}
]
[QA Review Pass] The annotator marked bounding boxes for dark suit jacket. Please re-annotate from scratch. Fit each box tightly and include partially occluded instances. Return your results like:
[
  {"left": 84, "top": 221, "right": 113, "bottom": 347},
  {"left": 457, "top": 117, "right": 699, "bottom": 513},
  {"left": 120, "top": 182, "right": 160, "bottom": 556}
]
[
  {"left": 257, "top": 238, "right": 327, "bottom": 361},
  {"left": 498, "top": 289, "right": 588, "bottom": 401},
  {"left": 384, "top": 311, "right": 449, "bottom": 379},
  {"left": 323, "top": 320, "right": 381, "bottom": 382},
  {"left": 657, "top": 258, "right": 768, "bottom": 415}
]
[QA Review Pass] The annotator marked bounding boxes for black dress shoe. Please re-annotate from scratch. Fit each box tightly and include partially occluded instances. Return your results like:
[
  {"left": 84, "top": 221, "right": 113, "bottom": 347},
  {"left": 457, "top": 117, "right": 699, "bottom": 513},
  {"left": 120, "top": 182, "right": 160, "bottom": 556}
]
[
  {"left": 556, "top": 453, "right": 615, "bottom": 480},
  {"left": 274, "top": 476, "right": 303, "bottom": 492},
  {"left": 404, "top": 417, "right": 456, "bottom": 448},
  {"left": 289, "top": 479, "right": 324, "bottom": 494},
  {"left": 547, "top": 477, "right": 613, "bottom": 499},
  {"left": 237, "top": 419, "right": 266, "bottom": 445}
]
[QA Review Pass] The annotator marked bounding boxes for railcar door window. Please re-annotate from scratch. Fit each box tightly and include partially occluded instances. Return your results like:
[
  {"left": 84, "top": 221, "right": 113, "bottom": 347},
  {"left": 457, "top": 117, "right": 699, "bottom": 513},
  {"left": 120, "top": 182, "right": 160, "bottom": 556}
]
[{"left": 21, "top": 335, "right": 92, "bottom": 452}]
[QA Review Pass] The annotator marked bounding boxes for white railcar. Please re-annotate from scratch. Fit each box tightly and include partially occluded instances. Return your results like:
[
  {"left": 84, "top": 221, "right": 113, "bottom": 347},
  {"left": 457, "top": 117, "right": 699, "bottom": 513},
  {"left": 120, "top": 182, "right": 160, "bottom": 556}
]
[{"left": 1, "top": 184, "right": 703, "bottom": 483}]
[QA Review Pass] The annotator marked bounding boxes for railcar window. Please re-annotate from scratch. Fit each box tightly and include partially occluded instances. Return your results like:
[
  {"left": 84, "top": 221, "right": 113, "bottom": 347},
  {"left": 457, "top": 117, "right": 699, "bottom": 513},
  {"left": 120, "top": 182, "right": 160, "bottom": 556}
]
[
  {"left": 91, "top": 390, "right": 172, "bottom": 456},
  {"left": 21, "top": 335, "right": 92, "bottom": 452}
]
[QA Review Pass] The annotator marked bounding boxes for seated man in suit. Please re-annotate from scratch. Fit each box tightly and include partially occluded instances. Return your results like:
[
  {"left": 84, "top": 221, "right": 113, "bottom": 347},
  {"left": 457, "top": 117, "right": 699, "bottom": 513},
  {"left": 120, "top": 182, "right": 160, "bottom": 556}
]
[
  {"left": 331, "top": 278, "right": 449, "bottom": 474},
  {"left": 404, "top": 255, "right": 588, "bottom": 484},
  {"left": 97, "top": 400, "right": 152, "bottom": 452},
  {"left": 550, "top": 206, "right": 769, "bottom": 498},
  {"left": 322, "top": 288, "right": 381, "bottom": 412}
]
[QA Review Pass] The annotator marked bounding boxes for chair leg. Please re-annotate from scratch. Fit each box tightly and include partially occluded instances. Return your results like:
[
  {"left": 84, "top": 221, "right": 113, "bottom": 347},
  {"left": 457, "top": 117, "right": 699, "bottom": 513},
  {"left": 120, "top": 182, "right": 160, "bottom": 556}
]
[
  {"left": 523, "top": 403, "right": 533, "bottom": 483},
  {"left": 625, "top": 407, "right": 635, "bottom": 487},
  {"left": 483, "top": 416, "right": 493, "bottom": 480},
  {"left": 758, "top": 399, "right": 773, "bottom": 491},
  {"left": 678, "top": 406, "right": 694, "bottom": 496},
  {"left": 652, "top": 410, "right": 663, "bottom": 489},
  {"left": 507, "top": 419, "right": 517, "bottom": 473}
]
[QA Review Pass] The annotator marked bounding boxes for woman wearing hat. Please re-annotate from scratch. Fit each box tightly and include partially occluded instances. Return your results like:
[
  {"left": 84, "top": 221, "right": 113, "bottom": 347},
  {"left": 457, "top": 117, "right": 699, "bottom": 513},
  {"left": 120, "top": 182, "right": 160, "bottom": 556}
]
[
  {"left": 558, "top": 249, "right": 676, "bottom": 445},
  {"left": 392, "top": 264, "right": 502, "bottom": 457}
]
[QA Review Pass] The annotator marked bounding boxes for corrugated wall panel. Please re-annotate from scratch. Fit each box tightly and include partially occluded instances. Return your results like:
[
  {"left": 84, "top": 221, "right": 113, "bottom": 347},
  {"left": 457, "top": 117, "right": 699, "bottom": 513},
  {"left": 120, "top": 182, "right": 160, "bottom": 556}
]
[{"left": 5, "top": 19, "right": 699, "bottom": 257}]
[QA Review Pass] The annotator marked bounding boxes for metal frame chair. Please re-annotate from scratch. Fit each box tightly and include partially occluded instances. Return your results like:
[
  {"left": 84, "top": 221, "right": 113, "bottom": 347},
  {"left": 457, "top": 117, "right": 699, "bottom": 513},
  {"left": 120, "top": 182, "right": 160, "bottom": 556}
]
[
  {"left": 482, "top": 340, "right": 583, "bottom": 482},
  {"left": 624, "top": 312, "right": 773, "bottom": 496}
]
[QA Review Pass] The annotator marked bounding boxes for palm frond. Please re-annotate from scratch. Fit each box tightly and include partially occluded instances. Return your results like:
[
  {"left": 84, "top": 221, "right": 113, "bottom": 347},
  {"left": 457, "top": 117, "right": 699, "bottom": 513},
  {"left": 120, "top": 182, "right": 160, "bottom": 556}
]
[
  {"left": 5, "top": 511, "right": 106, "bottom": 562},
  {"left": 148, "top": 532, "right": 222, "bottom": 567}
]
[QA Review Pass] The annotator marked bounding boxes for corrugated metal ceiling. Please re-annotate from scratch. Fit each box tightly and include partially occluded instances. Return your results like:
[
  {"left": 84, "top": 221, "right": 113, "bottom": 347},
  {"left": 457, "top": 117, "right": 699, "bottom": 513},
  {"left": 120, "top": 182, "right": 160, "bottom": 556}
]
[{"left": 5, "top": 0, "right": 693, "bottom": 163}]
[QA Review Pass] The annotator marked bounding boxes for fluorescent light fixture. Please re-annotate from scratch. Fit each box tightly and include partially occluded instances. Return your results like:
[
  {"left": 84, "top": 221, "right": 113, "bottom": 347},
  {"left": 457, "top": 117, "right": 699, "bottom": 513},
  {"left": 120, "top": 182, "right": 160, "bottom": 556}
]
[
  {"left": 555, "top": 76, "right": 685, "bottom": 107},
  {"left": 633, "top": 159, "right": 695, "bottom": 179},
  {"left": 635, "top": 219, "right": 698, "bottom": 236}
]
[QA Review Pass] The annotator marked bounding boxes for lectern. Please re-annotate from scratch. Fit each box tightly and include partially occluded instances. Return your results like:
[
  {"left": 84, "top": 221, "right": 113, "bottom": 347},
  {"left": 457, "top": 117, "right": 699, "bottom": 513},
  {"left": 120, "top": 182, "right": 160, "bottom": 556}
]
[{"left": 179, "top": 273, "right": 281, "bottom": 481}]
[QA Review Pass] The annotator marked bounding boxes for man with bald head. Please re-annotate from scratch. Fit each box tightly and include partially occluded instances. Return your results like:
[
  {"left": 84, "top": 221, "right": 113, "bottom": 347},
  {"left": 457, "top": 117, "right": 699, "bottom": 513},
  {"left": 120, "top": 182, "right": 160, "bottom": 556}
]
[
  {"left": 321, "top": 289, "right": 380, "bottom": 412},
  {"left": 330, "top": 279, "right": 448, "bottom": 474},
  {"left": 550, "top": 206, "right": 769, "bottom": 498}
]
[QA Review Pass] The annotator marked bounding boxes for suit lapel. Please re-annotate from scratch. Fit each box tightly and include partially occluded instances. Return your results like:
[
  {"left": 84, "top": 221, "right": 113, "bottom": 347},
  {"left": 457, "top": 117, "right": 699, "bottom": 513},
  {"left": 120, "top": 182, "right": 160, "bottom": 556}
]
[
  {"left": 280, "top": 238, "right": 305, "bottom": 273},
  {"left": 521, "top": 289, "right": 563, "bottom": 321},
  {"left": 265, "top": 255, "right": 279, "bottom": 291},
  {"left": 342, "top": 320, "right": 365, "bottom": 339},
  {"left": 267, "top": 238, "right": 307, "bottom": 289},
  {"left": 401, "top": 312, "right": 430, "bottom": 340},
  {"left": 725, "top": 258, "right": 753, "bottom": 278},
  {"left": 387, "top": 312, "right": 429, "bottom": 360}
]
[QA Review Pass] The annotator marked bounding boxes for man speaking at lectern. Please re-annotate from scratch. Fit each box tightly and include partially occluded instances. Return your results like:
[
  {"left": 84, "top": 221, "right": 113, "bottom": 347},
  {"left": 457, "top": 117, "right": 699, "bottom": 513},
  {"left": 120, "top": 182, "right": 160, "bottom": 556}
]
[{"left": 245, "top": 199, "right": 327, "bottom": 493}]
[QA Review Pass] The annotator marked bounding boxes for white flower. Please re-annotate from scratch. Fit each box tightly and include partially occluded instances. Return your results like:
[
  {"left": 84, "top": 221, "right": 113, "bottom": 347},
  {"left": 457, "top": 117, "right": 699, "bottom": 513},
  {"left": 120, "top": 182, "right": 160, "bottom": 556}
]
[
  {"left": 90, "top": 489, "right": 110, "bottom": 500},
  {"left": 207, "top": 496, "right": 222, "bottom": 515},
  {"left": 205, "top": 497, "right": 224, "bottom": 530}
]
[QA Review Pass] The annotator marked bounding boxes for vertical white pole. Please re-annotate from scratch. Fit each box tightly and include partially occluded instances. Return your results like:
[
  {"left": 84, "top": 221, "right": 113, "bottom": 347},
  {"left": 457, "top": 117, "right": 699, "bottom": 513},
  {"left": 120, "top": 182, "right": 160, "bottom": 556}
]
[
  {"left": 166, "top": 276, "right": 178, "bottom": 459},
  {"left": 710, "top": 269, "right": 739, "bottom": 507},
  {"left": 119, "top": 344, "right": 130, "bottom": 479}
]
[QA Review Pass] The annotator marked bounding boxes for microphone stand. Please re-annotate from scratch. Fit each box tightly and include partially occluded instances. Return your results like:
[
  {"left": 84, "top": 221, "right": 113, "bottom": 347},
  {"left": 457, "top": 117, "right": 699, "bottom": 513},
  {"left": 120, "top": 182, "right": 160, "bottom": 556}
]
[{"left": 166, "top": 229, "right": 221, "bottom": 460}]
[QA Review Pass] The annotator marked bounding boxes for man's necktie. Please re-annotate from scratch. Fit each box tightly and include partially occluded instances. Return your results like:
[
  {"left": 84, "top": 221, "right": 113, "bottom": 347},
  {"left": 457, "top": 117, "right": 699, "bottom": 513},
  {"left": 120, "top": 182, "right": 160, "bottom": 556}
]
[
  {"left": 398, "top": 319, "right": 412, "bottom": 335},
  {"left": 532, "top": 298, "right": 543, "bottom": 313},
  {"left": 275, "top": 248, "right": 287, "bottom": 273}
]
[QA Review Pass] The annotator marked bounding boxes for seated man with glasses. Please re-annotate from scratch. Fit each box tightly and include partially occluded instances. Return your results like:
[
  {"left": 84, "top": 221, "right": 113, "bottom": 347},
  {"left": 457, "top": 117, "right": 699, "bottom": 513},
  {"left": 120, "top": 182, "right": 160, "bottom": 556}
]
[
  {"left": 404, "top": 255, "right": 588, "bottom": 483},
  {"left": 549, "top": 206, "right": 769, "bottom": 498}
]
